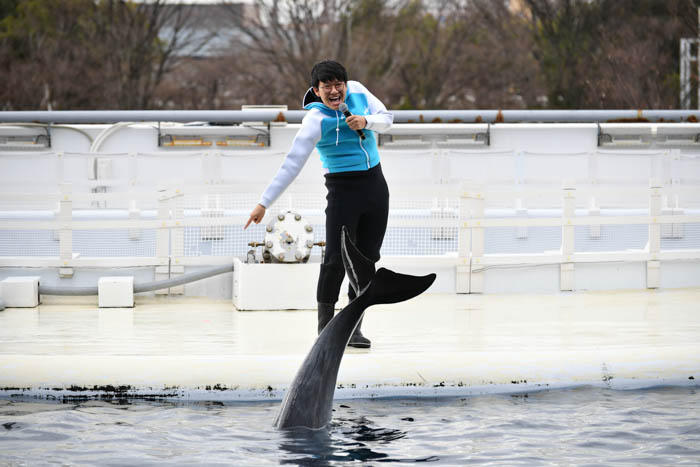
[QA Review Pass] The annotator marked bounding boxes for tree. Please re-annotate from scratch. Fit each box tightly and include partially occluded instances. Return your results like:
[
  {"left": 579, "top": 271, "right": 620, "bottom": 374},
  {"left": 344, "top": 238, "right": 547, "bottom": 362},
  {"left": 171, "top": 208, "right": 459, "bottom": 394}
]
[
  {"left": 0, "top": 0, "right": 211, "bottom": 110},
  {"left": 387, "top": 0, "right": 472, "bottom": 109},
  {"left": 587, "top": 0, "right": 695, "bottom": 109},
  {"left": 218, "top": 0, "right": 479, "bottom": 109},
  {"left": 217, "top": 0, "right": 355, "bottom": 107},
  {"left": 523, "top": 0, "right": 696, "bottom": 109},
  {"left": 455, "top": 0, "right": 544, "bottom": 109},
  {"left": 1, "top": 0, "right": 694, "bottom": 110},
  {"left": 523, "top": 0, "right": 606, "bottom": 108}
]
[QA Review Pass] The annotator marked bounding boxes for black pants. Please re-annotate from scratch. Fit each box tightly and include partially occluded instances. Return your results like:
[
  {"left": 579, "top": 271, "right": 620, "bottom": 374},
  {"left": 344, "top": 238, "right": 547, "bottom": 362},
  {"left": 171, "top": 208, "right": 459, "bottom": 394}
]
[{"left": 317, "top": 163, "right": 389, "bottom": 305}]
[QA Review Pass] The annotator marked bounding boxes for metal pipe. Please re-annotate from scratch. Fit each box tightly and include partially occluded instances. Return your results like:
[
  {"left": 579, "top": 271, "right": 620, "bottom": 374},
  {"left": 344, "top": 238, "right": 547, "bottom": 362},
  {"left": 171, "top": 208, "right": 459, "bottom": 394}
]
[
  {"left": 37, "top": 263, "right": 234, "bottom": 296},
  {"left": 133, "top": 263, "right": 233, "bottom": 293},
  {"left": 0, "top": 110, "right": 306, "bottom": 124},
  {"left": 39, "top": 284, "right": 98, "bottom": 296},
  {"left": 0, "top": 110, "right": 697, "bottom": 124},
  {"left": 393, "top": 110, "right": 698, "bottom": 123}
]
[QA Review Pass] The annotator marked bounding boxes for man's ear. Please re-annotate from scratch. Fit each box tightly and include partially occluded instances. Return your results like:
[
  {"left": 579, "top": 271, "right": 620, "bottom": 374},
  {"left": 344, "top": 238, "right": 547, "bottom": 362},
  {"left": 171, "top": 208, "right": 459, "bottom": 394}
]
[{"left": 312, "top": 87, "right": 320, "bottom": 96}]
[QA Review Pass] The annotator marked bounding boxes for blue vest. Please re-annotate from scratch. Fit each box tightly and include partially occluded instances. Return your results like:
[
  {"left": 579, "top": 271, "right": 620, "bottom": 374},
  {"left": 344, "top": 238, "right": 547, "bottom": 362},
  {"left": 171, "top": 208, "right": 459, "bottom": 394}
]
[{"left": 304, "top": 92, "right": 380, "bottom": 173}]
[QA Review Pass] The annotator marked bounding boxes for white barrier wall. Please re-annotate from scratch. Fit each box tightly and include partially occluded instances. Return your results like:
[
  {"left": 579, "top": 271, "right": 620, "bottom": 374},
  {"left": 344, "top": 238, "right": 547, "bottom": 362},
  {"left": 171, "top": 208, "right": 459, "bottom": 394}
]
[{"left": 0, "top": 121, "right": 699, "bottom": 296}]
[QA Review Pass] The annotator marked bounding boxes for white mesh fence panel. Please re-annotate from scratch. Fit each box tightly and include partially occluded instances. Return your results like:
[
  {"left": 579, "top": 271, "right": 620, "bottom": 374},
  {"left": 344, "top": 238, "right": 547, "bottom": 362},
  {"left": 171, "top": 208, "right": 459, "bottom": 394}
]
[
  {"left": 661, "top": 209, "right": 700, "bottom": 250},
  {"left": 674, "top": 151, "right": 700, "bottom": 185},
  {"left": 522, "top": 151, "right": 589, "bottom": 186},
  {"left": 136, "top": 151, "right": 207, "bottom": 186},
  {"left": 72, "top": 228, "right": 157, "bottom": 257},
  {"left": 382, "top": 195, "right": 459, "bottom": 256},
  {"left": 180, "top": 191, "right": 327, "bottom": 257},
  {"left": 594, "top": 150, "right": 663, "bottom": 185},
  {"left": 574, "top": 209, "right": 650, "bottom": 253},
  {"left": 0, "top": 229, "right": 58, "bottom": 256},
  {"left": 67, "top": 209, "right": 158, "bottom": 257},
  {"left": 483, "top": 209, "right": 562, "bottom": 255},
  {"left": 175, "top": 188, "right": 465, "bottom": 257},
  {"left": 443, "top": 149, "right": 516, "bottom": 184},
  {"left": 381, "top": 226, "right": 459, "bottom": 256},
  {"left": 0, "top": 209, "right": 58, "bottom": 256},
  {"left": 380, "top": 149, "right": 437, "bottom": 185}
]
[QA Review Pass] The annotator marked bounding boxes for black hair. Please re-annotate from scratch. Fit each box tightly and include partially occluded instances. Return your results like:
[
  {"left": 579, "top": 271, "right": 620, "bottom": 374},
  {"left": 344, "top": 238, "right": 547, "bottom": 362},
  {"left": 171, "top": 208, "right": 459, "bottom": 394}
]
[{"left": 310, "top": 60, "right": 348, "bottom": 88}]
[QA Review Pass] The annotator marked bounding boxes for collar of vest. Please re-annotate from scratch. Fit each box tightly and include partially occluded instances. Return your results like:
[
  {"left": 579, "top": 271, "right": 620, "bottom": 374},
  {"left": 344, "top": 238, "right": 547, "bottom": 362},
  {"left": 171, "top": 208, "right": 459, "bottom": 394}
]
[{"left": 304, "top": 101, "right": 343, "bottom": 116}]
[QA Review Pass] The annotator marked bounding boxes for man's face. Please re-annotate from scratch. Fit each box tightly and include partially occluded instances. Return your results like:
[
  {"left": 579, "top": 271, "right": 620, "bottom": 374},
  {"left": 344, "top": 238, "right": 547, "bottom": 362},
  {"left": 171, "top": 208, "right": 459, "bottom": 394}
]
[{"left": 314, "top": 79, "right": 346, "bottom": 110}]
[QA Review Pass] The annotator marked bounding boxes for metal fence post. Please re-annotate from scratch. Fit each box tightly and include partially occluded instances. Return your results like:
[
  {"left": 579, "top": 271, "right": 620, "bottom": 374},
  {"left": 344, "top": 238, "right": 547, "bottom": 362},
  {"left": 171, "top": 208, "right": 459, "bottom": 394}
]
[
  {"left": 155, "top": 187, "right": 171, "bottom": 295},
  {"left": 458, "top": 183, "right": 484, "bottom": 294},
  {"left": 58, "top": 182, "right": 73, "bottom": 278},
  {"left": 170, "top": 188, "right": 185, "bottom": 294},
  {"left": 456, "top": 183, "right": 472, "bottom": 293},
  {"left": 561, "top": 180, "right": 575, "bottom": 291},
  {"left": 212, "top": 151, "right": 222, "bottom": 184},
  {"left": 648, "top": 178, "right": 663, "bottom": 288},
  {"left": 470, "top": 189, "right": 485, "bottom": 294},
  {"left": 128, "top": 152, "right": 138, "bottom": 187}
]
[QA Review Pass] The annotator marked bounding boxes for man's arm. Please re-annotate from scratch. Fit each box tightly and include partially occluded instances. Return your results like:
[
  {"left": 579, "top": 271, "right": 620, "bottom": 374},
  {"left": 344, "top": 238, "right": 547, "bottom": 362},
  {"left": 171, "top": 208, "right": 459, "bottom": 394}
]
[
  {"left": 245, "top": 111, "right": 322, "bottom": 229},
  {"left": 258, "top": 111, "right": 323, "bottom": 208},
  {"left": 348, "top": 81, "right": 393, "bottom": 133}
]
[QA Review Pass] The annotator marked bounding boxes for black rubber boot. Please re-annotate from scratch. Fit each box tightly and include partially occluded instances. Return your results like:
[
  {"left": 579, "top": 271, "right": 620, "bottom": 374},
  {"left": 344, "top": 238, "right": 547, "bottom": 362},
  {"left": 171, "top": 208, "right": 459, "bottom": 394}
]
[
  {"left": 348, "top": 317, "right": 371, "bottom": 348},
  {"left": 317, "top": 302, "right": 335, "bottom": 335}
]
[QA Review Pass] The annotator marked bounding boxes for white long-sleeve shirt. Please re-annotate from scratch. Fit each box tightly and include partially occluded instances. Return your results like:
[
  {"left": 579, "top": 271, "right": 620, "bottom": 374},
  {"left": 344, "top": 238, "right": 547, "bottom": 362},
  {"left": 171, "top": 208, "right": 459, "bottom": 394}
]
[{"left": 258, "top": 81, "right": 393, "bottom": 208}]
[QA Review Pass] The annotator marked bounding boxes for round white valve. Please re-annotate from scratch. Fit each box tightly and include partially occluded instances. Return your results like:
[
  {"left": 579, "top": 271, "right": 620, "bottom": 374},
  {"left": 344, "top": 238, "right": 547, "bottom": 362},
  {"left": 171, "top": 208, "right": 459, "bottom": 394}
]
[{"left": 263, "top": 211, "right": 315, "bottom": 263}]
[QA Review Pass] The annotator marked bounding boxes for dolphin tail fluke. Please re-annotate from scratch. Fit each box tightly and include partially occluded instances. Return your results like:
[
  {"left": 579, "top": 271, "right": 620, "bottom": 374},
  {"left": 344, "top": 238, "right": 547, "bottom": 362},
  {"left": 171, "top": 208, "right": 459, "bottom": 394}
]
[
  {"left": 341, "top": 226, "right": 376, "bottom": 296},
  {"left": 341, "top": 224, "right": 436, "bottom": 304},
  {"left": 369, "top": 268, "right": 436, "bottom": 305}
]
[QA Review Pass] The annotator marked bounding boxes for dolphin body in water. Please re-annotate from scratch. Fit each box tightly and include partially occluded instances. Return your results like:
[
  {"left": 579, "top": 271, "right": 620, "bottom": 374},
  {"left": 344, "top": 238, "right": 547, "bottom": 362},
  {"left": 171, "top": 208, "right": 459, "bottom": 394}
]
[{"left": 274, "top": 226, "right": 436, "bottom": 430}]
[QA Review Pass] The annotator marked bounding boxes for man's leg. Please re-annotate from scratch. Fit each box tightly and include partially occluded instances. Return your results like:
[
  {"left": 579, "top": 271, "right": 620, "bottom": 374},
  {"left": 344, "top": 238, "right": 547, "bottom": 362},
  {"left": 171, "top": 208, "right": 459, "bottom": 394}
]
[
  {"left": 347, "top": 177, "right": 390, "bottom": 348},
  {"left": 317, "top": 195, "right": 360, "bottom": 335}
]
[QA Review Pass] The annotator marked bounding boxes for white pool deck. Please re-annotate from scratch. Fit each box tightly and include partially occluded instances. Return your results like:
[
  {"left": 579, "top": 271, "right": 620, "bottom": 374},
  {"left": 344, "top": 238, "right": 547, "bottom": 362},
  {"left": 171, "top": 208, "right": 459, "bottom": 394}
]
[{"left": 1, "top": 289, "right": 699, "bottom": 402}]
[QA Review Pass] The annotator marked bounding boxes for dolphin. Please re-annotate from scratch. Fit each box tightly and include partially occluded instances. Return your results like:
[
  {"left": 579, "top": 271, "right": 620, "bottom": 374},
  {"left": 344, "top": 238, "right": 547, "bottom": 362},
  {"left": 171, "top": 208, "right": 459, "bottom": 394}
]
[{"left": 274, "top": 226, "right": 436, "bottom": 430}]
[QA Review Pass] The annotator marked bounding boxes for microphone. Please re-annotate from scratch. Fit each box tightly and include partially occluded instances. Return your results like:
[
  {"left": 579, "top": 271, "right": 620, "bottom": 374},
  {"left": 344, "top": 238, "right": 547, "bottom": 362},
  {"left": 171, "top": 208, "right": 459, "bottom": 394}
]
[{"left": 338, "top": 103, "right": 366, "bottom": 140}]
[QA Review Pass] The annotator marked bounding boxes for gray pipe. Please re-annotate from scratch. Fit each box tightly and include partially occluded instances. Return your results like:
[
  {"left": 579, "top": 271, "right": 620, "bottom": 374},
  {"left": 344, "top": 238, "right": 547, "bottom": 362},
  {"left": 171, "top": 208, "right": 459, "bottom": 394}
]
[
  {"left": 38, "top": 263, "right": 234, "bottom": 296},
  {"left": 393, "top": 110, "right": 698, "bottom": 123},
  {"left": 0, "top": 110, "right": 306, "bottom": 124},
  {"left": 0, "top": 109, "right": 697, "bottom": 124},
  {"left": 133, "top": 263, "right": 233, "bottom": 293},
  {"left": 39, "top": 284, "right": 99, "bottom": 296}
]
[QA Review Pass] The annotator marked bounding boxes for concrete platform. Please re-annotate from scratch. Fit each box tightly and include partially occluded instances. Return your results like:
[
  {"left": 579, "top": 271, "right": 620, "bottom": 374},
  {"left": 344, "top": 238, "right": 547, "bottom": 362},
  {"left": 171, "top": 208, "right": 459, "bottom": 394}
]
[{"left": 1, "top": 289, "right": 699, "bottom": 402}]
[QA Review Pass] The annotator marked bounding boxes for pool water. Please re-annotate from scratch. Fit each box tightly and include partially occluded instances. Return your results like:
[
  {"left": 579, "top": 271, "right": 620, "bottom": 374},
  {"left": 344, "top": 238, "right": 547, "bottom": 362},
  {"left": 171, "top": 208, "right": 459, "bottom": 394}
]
[{"left": 1, "top": 386, "right": 699, "bottom": 466}]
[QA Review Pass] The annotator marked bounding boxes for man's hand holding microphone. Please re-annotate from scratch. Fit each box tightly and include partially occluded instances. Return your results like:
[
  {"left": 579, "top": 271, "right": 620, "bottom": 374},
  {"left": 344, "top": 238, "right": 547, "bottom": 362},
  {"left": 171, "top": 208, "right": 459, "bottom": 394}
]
[{"left": 339, "top": 103, "right": 367, "bottom": 140}]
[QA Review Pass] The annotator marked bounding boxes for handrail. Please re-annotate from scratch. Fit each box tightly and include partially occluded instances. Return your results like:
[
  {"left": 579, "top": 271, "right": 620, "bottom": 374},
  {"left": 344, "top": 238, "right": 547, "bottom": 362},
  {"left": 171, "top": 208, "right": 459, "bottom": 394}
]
[{"left": 0, "top": 109, "right": 698, "bottom": 124}]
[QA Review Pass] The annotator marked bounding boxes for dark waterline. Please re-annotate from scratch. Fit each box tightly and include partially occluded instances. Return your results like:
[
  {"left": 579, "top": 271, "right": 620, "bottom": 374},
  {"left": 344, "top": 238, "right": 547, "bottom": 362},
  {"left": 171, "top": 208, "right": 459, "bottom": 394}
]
[{"left": 1, "top": 386, "right": 699, "bottom": 466}]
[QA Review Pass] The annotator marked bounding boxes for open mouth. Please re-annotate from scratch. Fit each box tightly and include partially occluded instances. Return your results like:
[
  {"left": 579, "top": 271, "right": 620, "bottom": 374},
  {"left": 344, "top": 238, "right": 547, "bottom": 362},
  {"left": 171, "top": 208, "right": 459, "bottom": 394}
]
[{"left": 329, "top": 95, "right": 342, "bottom": 105}]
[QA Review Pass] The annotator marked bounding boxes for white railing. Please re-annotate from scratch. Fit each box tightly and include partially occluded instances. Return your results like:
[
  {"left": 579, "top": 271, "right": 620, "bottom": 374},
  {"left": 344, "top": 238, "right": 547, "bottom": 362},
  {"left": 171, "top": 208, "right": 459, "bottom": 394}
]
[
  {"left": 1, "top": 122, "right": 699, "bottom": 293},
  {"left": 1, "top": 181, "right": 699, "bottom": 292}
]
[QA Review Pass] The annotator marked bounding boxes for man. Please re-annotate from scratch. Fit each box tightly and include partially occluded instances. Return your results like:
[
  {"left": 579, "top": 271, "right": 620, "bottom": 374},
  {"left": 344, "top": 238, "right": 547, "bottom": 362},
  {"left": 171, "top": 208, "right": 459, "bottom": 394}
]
[{"left": 245, "top": 60, "right": 393, "bottom": 348}]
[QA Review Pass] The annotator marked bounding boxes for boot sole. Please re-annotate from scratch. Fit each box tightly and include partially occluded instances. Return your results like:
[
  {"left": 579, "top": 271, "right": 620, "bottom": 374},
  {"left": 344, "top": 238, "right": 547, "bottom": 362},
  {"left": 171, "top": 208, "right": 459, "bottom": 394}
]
[{"left": 347, "top": 341, "right": 371, "bottom": 349}]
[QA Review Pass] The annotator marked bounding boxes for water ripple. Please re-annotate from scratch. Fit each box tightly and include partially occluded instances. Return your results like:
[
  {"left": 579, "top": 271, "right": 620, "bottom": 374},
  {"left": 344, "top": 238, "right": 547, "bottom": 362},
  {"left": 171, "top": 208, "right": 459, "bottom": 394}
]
[{"left": 0, "top": 386, "right": 698, "bottom": 465}]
